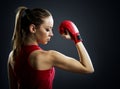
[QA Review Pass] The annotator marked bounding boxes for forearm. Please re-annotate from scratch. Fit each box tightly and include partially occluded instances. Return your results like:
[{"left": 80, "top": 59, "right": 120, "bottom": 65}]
[
  {"left": 59, "top": 20, "right": 94, "bottom": 73},
  {"left": 76, "top": 42, "right": 94, "bottom": 73}
]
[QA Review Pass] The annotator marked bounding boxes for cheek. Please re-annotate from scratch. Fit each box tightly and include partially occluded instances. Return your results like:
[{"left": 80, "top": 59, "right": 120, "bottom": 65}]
[
  {"left": 36, "top": 31, "right": 48, "bottom": 41},
  {"left": 40, "top": 32, "right": 48, "bottom": 38}
]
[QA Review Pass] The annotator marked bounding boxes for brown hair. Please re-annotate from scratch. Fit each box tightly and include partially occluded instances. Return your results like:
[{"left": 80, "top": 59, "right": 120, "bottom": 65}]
[{"left": 12, "top": 6, "right": 51, "bottom": 58}]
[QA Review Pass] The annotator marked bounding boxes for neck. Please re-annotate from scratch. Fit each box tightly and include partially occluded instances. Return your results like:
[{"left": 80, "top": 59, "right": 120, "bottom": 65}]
[{"left": 23, "top": 35, "right": 38, "bottom": 46}]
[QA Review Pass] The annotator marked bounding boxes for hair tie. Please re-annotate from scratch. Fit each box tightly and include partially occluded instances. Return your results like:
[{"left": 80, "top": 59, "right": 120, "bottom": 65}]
[
  {"left": 25, "top": 9, "right": 34, "bottom": 22},
  {"left": 25, "top": 9, "right": 31, "bottom": 15}
]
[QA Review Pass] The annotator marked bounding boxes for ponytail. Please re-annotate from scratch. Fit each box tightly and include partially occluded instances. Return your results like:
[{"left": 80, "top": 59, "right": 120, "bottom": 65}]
[{"left": 12, "top": 6, "right": 27, "bottom": 58}]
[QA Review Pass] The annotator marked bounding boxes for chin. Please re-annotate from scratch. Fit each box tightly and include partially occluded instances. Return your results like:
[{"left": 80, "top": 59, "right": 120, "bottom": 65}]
[
  {"left": 38, "top": 40, "right": 48, "bottom": 45},
  {"left": 41, "top": 42, "right": 48, "bottom": 45}
]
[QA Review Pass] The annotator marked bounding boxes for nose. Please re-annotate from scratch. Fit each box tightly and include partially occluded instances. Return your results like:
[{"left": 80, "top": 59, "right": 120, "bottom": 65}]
[{"left": 50, "top": 30, "right": 54, "bottom": 36}]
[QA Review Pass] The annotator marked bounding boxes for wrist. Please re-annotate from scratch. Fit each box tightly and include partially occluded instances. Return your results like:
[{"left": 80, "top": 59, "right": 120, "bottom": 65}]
[{"left": 74, "top": 34, "right": 82, "bottom": 44}]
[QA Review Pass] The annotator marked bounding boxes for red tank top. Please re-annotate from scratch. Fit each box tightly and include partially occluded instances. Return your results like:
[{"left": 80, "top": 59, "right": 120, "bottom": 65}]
[{"left": 14, "top": 45, "right": 55, "bottom": 89}]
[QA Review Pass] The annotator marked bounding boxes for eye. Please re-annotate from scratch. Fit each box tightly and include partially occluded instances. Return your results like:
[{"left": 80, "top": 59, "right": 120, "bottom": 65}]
[{"left": 46, "top": 29, "right": 50, "bottom": 32}]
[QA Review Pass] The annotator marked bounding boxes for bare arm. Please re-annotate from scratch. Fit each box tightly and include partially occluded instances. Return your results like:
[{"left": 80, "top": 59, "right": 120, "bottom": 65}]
[
  {"left": 50, "top": 41, "right": 94, "bottom": 74},
  {"left": 75, "top": 42, "right": 94, "bottom": 73},
  {"left": 7, "top": 51, "right": 18, "bottom": 89}
]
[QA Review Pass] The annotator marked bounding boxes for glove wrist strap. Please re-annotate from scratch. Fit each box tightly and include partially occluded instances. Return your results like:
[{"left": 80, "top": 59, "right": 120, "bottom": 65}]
[{"left": 74, "top": 34, "right": 82, "bottom": 44}]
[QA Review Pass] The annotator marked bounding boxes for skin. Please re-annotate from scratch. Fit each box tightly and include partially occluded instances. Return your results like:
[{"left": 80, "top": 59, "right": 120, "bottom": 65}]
[{"left": 8, "top": 15, "right": 94, "bottom": 89}]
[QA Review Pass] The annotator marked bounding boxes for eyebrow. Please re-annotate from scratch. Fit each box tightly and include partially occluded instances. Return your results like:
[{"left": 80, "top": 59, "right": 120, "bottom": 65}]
[{"left": 47, "top": 26, "right": 53, "bottom": 29}]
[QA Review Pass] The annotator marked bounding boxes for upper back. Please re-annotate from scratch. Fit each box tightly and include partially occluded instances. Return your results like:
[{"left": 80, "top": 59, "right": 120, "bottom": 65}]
[{"left": 8, "top": 45, "right": 55, "bottom": 89}]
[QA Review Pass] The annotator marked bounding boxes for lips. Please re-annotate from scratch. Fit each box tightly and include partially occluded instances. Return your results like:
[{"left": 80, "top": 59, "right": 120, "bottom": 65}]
[{"left": 47, "top": 38, "right": 51, "bottom": 41}]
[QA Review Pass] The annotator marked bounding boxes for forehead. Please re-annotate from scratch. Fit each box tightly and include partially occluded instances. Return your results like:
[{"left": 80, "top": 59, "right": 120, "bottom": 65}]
[{"left": 42, "top": 16, "right": 54, "bottom": 28}]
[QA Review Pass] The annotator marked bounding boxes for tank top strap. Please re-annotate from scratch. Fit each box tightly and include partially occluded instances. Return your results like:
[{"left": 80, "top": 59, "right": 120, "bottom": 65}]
[{"left": 22, "top": 45, "right": 42, "bottom": 56}]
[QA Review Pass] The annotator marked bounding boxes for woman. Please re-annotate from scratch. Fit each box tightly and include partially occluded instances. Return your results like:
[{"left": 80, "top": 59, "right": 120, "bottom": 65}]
[{"left": 7, "top": 6, "right": 94, "bottom": 89}]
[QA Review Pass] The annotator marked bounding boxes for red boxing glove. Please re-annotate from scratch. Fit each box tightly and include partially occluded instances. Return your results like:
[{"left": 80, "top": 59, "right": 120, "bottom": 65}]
[{"left": 59, "top": 20, "right": 82, "bottom": 44}]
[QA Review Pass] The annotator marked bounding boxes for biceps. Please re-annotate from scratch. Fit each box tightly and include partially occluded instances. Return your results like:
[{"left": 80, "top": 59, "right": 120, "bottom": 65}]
[{"left": 52, "top": 51, "right": 85, "bottom": 73}]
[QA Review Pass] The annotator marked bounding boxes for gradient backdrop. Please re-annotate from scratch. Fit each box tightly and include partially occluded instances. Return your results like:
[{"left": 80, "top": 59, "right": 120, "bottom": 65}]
[{"left": 0, "top": 0, "right": 120, "bottom": 89}]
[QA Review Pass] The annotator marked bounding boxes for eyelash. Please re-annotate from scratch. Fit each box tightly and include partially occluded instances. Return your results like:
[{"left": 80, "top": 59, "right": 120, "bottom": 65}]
[{"left": 46, "top": 29, "right": 50, "bottom": 32}]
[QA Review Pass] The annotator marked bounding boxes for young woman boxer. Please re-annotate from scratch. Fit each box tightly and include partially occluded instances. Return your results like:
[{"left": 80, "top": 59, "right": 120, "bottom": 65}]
[{"left": 7, "top": 6, "right": 94, "bottom": 89}]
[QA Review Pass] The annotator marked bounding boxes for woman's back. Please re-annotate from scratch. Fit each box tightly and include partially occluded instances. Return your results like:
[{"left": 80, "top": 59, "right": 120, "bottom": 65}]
[{"left": 8, "top": 45, "right": 55, "bottom": 89}]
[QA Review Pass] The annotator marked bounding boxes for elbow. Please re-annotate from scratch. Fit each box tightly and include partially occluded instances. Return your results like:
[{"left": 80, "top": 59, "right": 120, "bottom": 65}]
[
  {"left": 76, "top": 68, "right": 94, "bottom": 74},
  {"left": 81, "top": 67, "right": 95, "bottom": 74},
  {"left": 88, "top": 69, "right": 94, "bottom": 74},
  {"left": 85, "top": 68, "right": 95, "bottom": 74},
  {"left": 77, "top": 68, "right": 95, "bottom": 74}
]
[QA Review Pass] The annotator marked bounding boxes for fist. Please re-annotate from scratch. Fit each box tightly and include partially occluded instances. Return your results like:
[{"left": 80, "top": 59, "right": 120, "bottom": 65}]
[{"left": 59, "top": 20, "right": 82, "bottom": 44}]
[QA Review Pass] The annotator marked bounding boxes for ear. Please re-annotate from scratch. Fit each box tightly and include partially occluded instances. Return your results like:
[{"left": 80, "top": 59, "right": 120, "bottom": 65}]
[{"left": 29, "top": 24, "right": 36, "bottom": 33}]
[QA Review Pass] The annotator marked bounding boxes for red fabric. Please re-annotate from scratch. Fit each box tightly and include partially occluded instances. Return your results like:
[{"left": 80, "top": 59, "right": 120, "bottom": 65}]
[{"left": 14, "top": 45, "right": 55, "bottom": 89}]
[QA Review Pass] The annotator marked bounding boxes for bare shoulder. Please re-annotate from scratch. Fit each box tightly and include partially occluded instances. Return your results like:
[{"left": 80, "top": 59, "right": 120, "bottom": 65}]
[
  {"left": 36, "top": 50, "right": 66, "bottom": 61},
  {"left": 8, "top": 51, "right": 13, "bottom": 63},
  {"left": 29, "top": 49, "right": 54, "bottom": 59},
  {"left": 30, "top": 49, "right": 61, "bottom": 59},
  {"left": 8, "top": 51, "right": 14, "bottom": 68},
  {"left": 29, "top": 49, "right": 60, "bottom": 69}
]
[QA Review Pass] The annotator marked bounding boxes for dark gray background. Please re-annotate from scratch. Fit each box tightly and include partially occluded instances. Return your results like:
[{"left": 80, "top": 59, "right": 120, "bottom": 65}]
[{"left": 0, "top": 0, "right": 120, "bottom": 89}]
